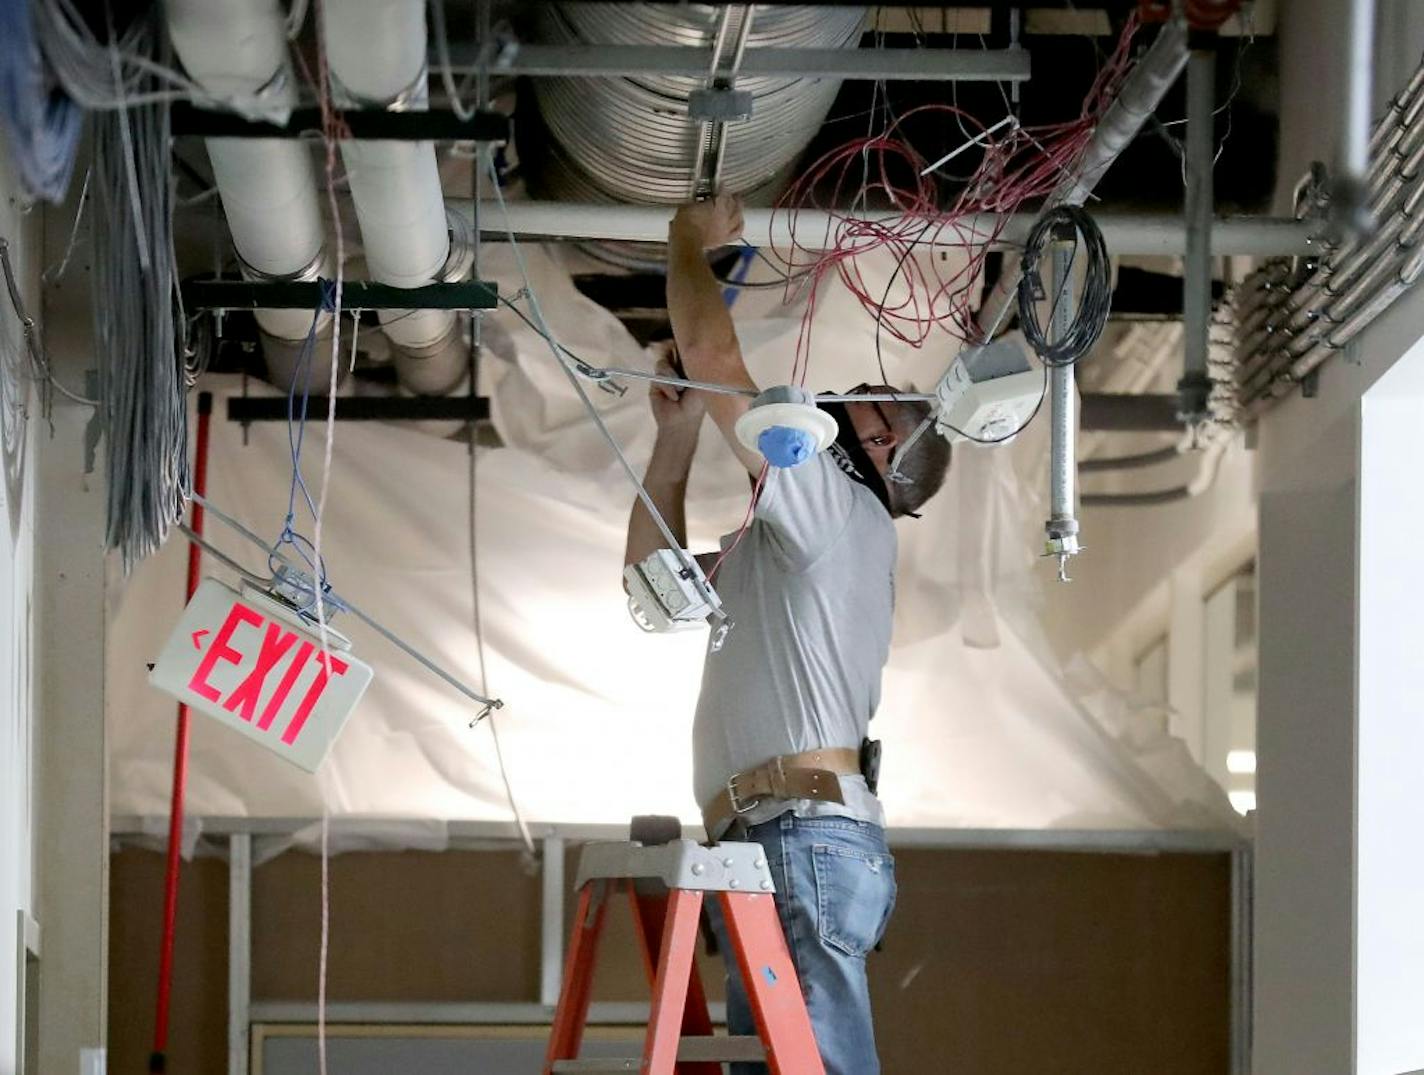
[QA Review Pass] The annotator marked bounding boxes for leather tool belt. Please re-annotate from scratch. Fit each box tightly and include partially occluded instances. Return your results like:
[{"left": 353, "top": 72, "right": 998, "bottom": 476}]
[{"left": 702, "top": 747, "right": 862, "bottom": 837}]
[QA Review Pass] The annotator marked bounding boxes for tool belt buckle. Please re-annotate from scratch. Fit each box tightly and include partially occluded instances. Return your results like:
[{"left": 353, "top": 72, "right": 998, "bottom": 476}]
[{"left": 726, "top": 770, "right": 763, "bottom": 816}]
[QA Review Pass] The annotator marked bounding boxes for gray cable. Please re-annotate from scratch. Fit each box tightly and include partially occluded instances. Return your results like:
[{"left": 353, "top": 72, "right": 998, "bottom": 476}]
[
  {"left": 90, "top": 25, "right": 189, "bottom": 567},
  {"left": 0, "top": 235, "right": 100, "bottom": 408},
  {"left": 35, "top": 0, "right": 269, "bottom": 113}
]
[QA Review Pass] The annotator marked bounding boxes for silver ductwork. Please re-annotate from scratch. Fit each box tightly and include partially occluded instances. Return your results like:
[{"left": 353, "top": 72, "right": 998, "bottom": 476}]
[{"left": 527, "top": 4, "right": 866, "bottom": 205}]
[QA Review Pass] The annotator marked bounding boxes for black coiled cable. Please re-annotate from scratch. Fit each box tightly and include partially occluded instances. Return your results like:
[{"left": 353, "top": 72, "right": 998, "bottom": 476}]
[{"left": 1017, "top": 205, "right": 1112, "bottom": 368}]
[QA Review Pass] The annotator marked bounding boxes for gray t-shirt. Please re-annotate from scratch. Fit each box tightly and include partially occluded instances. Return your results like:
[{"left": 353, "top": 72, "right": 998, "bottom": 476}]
[{"left": 693, "top": 452, "right": 896, "bottom": 836}]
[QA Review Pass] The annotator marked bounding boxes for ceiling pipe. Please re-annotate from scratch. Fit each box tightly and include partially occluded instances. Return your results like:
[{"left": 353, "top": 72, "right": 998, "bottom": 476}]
[
  {"left": 450, "top": 200, "right": 1317, "bottom": 256},
  {"left": 1330, "top": 0, "right": 1378, "bottom": 238},
  {"left": 1178, "top": 40, "right": 1217, "bottom": 425},
  {"left": 1080, "top": 444, "right": 1184, "bottom": 473},
  {"left": 1234, "top": 58, "right": 1424, "bottom": 407},
  {"left": 165, "top": 0, "right": 331, "bottom": 359},
  {"left": 323, "top": 0, "right": 470, "bottom": 396},
  {"left": 973, "top": 17, "right": 1192, "bottom": 339}
]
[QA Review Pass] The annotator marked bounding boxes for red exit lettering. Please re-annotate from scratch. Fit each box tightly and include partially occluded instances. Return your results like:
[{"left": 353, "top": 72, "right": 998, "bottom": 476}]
[{"left": 187, "top": 601, "right": 349, "bottom": 747}]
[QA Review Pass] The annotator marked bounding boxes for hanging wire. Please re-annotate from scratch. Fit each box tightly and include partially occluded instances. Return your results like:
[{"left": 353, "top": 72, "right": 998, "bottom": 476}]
[
  {"left": 89, "top": 9, "right": 188, "bottom": 567},
  {"left": 1016, "top": 205, "right": 1112, "bottom": 367},
  {"left": 34, "top": 0, "right": 281, "bottom": 114},
  {"left": 0, "top": 234, "right": 100, "bottom": 410}
]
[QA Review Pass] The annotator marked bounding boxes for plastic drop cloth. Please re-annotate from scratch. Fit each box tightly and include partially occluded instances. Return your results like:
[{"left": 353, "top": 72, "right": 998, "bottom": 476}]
[{"left": 107, "top": 243, "right": 1240, "bottom": 835}]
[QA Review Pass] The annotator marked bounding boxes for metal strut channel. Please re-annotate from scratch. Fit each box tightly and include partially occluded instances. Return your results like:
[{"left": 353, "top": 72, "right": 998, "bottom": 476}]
[
  {"left": 690, "top": 6, "right": 755, "bottom": 200},
  {"left": 457, "top": 43, "right": 1032, "bottom": 83},
  {"left": 169, "top": 102, "right": 511, "bottom": 142}
]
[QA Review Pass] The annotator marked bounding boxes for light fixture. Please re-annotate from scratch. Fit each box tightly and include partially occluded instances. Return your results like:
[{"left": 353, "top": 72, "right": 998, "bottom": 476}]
[{"left": 1227, "top": 749, "right": 1257, "bottom": 774}]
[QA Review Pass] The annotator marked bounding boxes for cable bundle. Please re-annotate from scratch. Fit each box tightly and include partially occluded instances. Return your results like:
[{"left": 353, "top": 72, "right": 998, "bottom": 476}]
[
  {"left": 757, "top": 11, "right": 1141, "bottom": 385},
  {"left": 35, "top": 0, "right": 245, "bottom": 113},
  {"left": 0, "top": 0, "right": 82, "bottom": 202},
  {"left": 1016, "top": 205, "right": 1112, "bottom": 367},
  {"left": 90, "top": 12, "right": 188, "bottom": 567}
]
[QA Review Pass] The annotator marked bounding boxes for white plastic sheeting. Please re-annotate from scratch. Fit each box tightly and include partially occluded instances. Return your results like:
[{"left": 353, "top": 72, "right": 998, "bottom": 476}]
[{"left": 107, "top": 243, "right": 1239, "bottom": 833}]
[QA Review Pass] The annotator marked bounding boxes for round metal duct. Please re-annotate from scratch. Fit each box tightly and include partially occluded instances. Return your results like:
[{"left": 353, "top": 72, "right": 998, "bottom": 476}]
[{"left": 529, "top": 4, "right": 866, "bottom": 206}]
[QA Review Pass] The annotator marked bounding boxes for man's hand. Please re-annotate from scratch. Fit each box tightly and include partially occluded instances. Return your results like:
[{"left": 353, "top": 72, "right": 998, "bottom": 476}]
[
  {"left": 648, "top": 345, "right": 705, "bottom": 435},
  {"left": 671, "top": 195, "right": 745, "bottom": 250}
]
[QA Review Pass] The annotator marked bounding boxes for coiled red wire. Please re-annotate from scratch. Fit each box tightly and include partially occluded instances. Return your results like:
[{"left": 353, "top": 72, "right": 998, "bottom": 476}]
[{"left": 753, "top": 11, "right": 1141, "bottom": 387}]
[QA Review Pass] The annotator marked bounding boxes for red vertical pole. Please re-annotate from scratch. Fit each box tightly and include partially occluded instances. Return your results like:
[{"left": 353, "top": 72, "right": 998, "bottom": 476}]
[{"left": 150, "top": 391, "right": 212, "bottom": 1073}]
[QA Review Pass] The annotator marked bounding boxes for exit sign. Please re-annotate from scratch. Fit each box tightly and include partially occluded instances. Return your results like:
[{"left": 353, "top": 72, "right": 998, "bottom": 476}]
[{"left": 149, "top": 579, "right": 374, "bottom": 772}]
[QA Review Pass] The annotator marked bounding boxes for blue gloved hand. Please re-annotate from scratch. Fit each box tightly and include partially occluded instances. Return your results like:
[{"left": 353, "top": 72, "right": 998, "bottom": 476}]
[{"left": 758, "top": 425, "right": 817, "bottom": 468}]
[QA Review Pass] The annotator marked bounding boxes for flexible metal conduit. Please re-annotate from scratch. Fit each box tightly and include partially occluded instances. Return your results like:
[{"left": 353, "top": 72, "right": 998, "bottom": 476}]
[
  {"left": 529, "top": 3, "right": 866, "bottom": 205},
  {"left": 1237, "top": 55, "right": 1424, "bottom": 412}
]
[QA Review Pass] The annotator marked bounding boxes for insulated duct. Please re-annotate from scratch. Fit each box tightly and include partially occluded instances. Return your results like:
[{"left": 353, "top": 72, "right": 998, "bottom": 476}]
[
  {"left": 165, "top": 0, "right": 329, "bottom": 347},
  {"left": 323, "top": 0, "right": 471, "bottom": 396},
  {"left": 527, "top": 4, "right": 866, "bottom": 205}
]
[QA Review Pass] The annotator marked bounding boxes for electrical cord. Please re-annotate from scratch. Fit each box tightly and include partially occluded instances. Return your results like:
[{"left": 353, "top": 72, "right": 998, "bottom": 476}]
[
  {"left": 1016, "top": 205, "right": 1111, "bottom": 368},
  {"left": 0, "top": 234, "right": 99, "bottom": 408}
]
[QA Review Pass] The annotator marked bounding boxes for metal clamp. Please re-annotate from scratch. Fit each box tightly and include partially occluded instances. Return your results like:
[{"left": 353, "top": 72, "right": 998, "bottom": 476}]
[{"left": 689, "top": 5, "right": 756, "bottom": 200}]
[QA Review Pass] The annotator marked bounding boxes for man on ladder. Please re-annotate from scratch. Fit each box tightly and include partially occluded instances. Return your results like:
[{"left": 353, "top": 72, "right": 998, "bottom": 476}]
[{"left": 624, "top": 195, "right": 952, "bottom": 1074}]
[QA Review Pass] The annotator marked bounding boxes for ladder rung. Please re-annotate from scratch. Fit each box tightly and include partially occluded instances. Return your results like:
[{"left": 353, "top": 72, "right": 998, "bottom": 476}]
[
  {"left": 550, "top": 1035, "right": 768, "bottom": 1071},
  {"left": 681, "top": 1035, "right": 766, "bottom": 1062}
]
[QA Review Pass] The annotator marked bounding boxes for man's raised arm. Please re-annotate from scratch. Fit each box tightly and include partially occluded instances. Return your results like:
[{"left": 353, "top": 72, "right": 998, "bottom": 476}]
[
  {"left": 667, "top": 197, "right": 764, "bottom": 476},
  {"left": 624, "top": 353, "right": 703, "bottom": 575}
]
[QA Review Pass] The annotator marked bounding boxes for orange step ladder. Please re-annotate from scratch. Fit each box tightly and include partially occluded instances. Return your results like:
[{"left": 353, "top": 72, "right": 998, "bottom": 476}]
[{"left": 544, "top": 819, "right": 826, "bottom": 1075}]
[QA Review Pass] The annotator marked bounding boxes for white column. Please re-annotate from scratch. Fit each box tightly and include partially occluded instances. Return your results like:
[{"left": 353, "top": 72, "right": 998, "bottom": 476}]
[
  {"left": 1167, "top": 564, "right": 1205, "bottom": 764},
  {"left": 1355, "top": 344, "right": 1424, "bottom": 1074},
  {"left": 34, "top": 183, "right": 110, "bottom": 1074},
  {"left": 1253, "top": 414, "right": 1357, "bottom": 1075},
  {"left": 1252, "top": 254, "right": 1424, "bottom": 1075}
]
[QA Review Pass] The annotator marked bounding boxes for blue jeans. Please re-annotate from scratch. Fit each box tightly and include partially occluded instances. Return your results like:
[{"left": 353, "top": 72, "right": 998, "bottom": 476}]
[{"left": 707, "top": 814, "right": 897, "bottom": 1075}]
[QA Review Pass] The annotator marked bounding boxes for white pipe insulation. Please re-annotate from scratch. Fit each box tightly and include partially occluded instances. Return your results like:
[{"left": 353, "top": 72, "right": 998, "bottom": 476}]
[
  {"left": 323, "top": 0, "right": 466, "bottom": 392},
  {"left": 165, "top": 0, "right": 329, "bottom": 343}
]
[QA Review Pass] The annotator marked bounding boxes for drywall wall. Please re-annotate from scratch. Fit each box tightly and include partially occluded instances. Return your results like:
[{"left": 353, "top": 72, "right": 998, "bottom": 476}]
[
  {"left": 1355, "top": 343, "right": 1424, "bottom": 1074},
  {"left": 31, "top": 162, "right": 109, "bottom": 1075},
  {"left": 0, "top": 136, "right": 42, "bottom": 1075},
  {"left": 106, "top": 845, "right": 1231, "bottom": 1075}
]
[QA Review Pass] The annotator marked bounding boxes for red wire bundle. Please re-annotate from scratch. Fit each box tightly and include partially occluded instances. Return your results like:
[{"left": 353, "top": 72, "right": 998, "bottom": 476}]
[{"left": 755, "top": 11, "right": 1142, "bottom": 387}]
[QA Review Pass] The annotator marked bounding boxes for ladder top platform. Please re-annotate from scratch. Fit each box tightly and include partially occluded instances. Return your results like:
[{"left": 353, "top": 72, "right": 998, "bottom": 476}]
[{"left": 575, "top": 838, "right": 775, "bottom": 894}]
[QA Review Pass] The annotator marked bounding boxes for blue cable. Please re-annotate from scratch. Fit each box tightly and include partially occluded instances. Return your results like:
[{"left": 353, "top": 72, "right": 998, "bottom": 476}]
[
  {"left": 0, "top": 0, "right": 83, "bottom": 203},
  {"left": 721, "top": 245, "right": 757, "bottom": 307}
]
